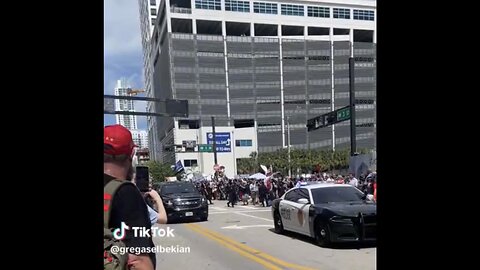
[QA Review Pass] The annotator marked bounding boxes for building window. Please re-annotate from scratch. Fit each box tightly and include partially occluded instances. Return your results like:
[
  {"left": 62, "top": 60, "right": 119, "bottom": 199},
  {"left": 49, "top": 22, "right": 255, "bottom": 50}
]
[
  {"left": 253, "top": 2, "right": 277, "bottom": 14},
  {"left": 182, "top": 140, "right": 197, "bottom": 152},
  {"left": 151, "top": 18, "right": 156, "bottom": 26},
  {"left": 353, "top": 9, "right": 374, "bottom": 21},
  {"left": 184, "top": 159, "right": 198, "bottom": 167},
  {"left": 150, "top": 0, "right": 156, "bottom": 5},
  {"left": 235, "top": 140, "right": 253, "bottom": 147},
  {"left": 225, "top": 0, "right": 250, "bottom": 12},
  {"left": 151, "top": 8, "right": 157, "bottom": 16},
  {"left": 307, "top": 6, "right": 329, "bottom": 18},
  {"left": 178, "top": 120, "right": 200, "bottom": 129},
  {"left": 333, "top": 8, "right": 350, "bottom": 19},
  {"left": 281, "top": 4, "right": 304, "bottom": 16},
  {"left": 195, "top": 0, "right": 221, "bottom": 10}
]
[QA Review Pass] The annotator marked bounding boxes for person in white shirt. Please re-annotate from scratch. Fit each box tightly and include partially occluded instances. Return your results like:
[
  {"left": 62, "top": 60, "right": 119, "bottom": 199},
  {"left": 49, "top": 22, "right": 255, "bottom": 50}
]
[
  {"left": 250, "top": 181, "right": 258, "bottom": 205},
  {"left": 349, "top": 173, "right": 358, "bottom": 188}
]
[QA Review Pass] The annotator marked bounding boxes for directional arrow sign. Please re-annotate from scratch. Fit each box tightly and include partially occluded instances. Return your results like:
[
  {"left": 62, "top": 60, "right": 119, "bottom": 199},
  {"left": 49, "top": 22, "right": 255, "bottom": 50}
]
[
  {"left": 206, "top": 132, "right": 231, "bottom": 152},
  {"left": 221, "top": 224, "right": 273, "bottom": 230}
]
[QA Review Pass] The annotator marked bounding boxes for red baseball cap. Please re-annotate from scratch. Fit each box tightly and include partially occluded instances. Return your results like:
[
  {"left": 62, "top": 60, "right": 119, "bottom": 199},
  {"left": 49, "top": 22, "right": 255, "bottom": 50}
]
[{"left": 104, "top": 124, "right": 137, "bottom": 156}]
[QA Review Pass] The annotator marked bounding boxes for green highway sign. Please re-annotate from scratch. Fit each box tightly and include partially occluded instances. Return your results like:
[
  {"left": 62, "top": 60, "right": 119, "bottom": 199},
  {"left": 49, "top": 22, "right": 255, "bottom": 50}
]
[
  {"left": 199, "top": 144, "right": 213, "bottom": 152},
  {"left": 337, "top": 107, "right": 351, "bottom": 121}
]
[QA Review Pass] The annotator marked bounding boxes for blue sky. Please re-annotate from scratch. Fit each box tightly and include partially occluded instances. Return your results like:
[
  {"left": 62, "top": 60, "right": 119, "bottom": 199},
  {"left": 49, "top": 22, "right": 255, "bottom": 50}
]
[{"left": 104, "top": 0, "right": 147, "bottom": 130}]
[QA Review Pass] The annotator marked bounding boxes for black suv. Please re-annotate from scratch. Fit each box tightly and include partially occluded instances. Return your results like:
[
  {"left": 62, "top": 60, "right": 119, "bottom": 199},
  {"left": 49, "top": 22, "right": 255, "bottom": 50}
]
[{"left": 158, "top": 181, "right": 208, "bottom": 223}]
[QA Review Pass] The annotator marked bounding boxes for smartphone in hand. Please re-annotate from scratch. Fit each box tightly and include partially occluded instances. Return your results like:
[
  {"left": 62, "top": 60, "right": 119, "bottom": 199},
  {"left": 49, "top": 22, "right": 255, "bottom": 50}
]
[{"left": 135, "top": 166, "right": 150, "bottom": 192}]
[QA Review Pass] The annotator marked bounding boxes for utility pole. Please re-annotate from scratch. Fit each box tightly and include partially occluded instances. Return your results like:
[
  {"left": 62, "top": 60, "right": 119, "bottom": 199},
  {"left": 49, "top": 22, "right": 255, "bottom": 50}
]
[
  {"left": 211, "top": 116, "right": 218, "bottom": 165},
  {"left": 349, "top": 57, "right": 356, "bottom": 156}
]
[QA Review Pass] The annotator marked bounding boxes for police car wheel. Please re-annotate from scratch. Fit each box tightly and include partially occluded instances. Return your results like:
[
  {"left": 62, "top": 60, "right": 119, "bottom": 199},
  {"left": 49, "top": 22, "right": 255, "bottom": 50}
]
[
  {"left": 315, "top": 221, "right": 331, "bottom": 247},
  {"left": 273, "top": 211, "right": 284, "bottom": 234}
]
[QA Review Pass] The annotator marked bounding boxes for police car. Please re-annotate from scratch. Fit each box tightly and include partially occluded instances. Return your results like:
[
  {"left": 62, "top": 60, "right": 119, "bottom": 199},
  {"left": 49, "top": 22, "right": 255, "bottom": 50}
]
[{"left": 271, "top": 183, "right": 376, "bottom": 247}]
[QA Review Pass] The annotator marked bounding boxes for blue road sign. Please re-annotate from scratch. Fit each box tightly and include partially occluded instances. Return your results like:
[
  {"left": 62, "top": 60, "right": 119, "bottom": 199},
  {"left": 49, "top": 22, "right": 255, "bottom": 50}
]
[{"left": 207, "top": 132, "right": 231, "bottom": 152}]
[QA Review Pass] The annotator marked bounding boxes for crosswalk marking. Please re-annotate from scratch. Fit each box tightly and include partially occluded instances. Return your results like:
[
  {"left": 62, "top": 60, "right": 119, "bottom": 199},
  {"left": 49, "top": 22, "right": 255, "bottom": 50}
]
[
  {"left": 210, "top": 209, "right": 271, "bottom": 214},
  {"left": 235, "top": 212, "right": 274, "bottom": 222}
]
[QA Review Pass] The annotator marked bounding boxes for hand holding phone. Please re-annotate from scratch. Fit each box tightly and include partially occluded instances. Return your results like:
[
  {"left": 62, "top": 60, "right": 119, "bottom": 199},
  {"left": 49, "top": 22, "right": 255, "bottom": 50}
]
[{"left": 135, "top": 166, "right": 150, "bottom": 192}]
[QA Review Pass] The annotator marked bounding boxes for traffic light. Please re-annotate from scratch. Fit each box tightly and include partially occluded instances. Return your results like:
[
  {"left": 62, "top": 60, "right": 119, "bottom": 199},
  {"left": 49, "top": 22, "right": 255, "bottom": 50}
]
[{"left": 166, "top": 99, "right": 188, "bottom": 117}]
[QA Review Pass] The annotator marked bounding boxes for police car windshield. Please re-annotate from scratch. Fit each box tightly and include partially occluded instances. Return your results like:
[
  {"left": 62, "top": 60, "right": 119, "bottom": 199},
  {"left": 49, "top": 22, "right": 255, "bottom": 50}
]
[
  {"left": 311, "top": 186, "right": 364, "bottom": 203},
  {"left": 161, "top": 183, "right": 197, "bottom": 195}
]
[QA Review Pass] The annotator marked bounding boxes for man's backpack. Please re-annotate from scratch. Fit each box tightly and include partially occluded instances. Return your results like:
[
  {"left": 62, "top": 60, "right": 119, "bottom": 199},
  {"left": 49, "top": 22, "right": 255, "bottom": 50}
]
[{"left": 104, "top": 179, "right": 131, "bottom": 270}]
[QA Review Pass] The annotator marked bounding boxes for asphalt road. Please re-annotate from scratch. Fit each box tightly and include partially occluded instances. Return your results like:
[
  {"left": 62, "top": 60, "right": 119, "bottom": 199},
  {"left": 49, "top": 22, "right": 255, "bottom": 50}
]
[{"left": 153, "top": 201, "right": 376, "bottom": 270}]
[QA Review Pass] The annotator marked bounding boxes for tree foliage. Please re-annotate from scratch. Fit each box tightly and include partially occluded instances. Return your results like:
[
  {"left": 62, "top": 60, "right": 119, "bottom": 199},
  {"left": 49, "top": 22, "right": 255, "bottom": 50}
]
[
  {"left": 236, "top": 148, "right": 371, "bottom": 175},
  {"left": 145, "top": 160, "right": 175, "bottom": 183}
]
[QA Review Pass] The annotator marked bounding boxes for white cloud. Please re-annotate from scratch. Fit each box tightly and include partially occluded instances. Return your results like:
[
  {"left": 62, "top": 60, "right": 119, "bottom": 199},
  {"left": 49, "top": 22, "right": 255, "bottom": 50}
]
[{"left": 104, "top": 0, "right": 142, "bottom": 57}]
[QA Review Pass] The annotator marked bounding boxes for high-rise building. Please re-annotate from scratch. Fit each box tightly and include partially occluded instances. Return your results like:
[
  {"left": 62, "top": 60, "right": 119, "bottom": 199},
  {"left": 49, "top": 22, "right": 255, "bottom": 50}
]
[
  {"left": 114, "top": 78, "right": 138, "bottom": 130},
  {"left": 139, "top": 0, "right": 376, "bottom": 177},
  {"left": 138, "top": 0, "right": 161, "bottom": 159},
  {"left": 114, "top": 78, "right": 149, "bottom": 150},
  {"left": 131, "top": 129, "right": 149, "bottom": 149}
]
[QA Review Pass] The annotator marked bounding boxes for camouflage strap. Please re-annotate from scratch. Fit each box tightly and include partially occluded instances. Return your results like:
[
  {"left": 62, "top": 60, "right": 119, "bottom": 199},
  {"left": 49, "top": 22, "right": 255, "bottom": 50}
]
[
  {"left": 104, "top": 228, "right": 116, "bottom": 249},
  {"left": 104, "top": 179, "right": 130, "bottom": 229}
]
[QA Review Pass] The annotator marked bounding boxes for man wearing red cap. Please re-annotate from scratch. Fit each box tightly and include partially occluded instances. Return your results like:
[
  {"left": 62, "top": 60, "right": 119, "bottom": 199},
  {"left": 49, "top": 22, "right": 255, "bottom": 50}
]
[{"left": 104, "top": 124, "right": 155, "bottom": 270}]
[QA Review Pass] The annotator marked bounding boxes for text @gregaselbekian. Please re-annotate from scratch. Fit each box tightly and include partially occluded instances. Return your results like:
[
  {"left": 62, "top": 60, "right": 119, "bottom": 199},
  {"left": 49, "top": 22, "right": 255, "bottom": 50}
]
[{"left": 110, "top": 245, "right": 191, "bottom": 255}]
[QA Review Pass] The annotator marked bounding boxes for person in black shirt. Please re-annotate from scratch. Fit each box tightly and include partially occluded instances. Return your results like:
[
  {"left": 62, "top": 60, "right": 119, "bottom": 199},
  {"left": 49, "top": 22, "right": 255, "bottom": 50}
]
[
  {"left": 287, "top": 180, "right": 294, "bottom": 189},
  {"left": 258, "top": 182, "right": 267, "bottom": 207},
  {"left": 205, "top": 183, "right": 213, "bottom": 204},
  {"left": 277, "top": 182, "right": 285, "bottom": 198},
  {"left": 227, "top": 181, "right": 237, "bottom": 207},
  {"left": 104, "top": 125, "right": 155, "bottom": 270}
]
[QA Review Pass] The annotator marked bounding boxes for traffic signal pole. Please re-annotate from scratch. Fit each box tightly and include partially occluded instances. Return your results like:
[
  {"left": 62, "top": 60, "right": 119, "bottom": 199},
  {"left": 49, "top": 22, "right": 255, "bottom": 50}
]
[
  {"left": 349, "top": 57, "right": 356, "bottom": 156},
  {"left": 211, "top": 116, "right": 218, "bottom": 165},
  {"left": 307, "top": 58, "right": 357, "bottom": 157}
]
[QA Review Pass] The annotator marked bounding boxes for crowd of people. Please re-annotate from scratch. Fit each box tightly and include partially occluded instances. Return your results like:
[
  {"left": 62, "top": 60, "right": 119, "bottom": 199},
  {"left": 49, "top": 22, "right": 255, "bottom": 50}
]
[
  {"left": 194, "top": 171, "right": 377, "bottom": 207},
  {"left": 103, "top": 123, "right": 377, "bottom": 270}
]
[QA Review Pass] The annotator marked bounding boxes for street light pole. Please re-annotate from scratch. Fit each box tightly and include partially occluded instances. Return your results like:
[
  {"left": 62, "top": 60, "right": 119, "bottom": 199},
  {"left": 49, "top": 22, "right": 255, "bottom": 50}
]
[
  {"left": 349, "top": 57, "right": 356, "bottom": 156},
  {"left": 287, "top": 116, "right": 291, "bottom": 179},
  {"left": 232, "top": 130, "right": 237, "bottom": 176}
]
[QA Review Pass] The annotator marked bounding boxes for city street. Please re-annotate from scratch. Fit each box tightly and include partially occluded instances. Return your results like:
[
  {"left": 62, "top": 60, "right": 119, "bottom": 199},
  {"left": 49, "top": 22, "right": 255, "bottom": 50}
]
[{"left": 153, "top": 203, "right": 376, "bottom": 270}]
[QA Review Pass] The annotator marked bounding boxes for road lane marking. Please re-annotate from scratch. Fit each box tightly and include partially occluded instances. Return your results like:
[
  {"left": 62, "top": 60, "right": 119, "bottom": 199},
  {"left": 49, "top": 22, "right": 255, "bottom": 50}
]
[
  {"left": 221, "top": 224, "right": 274, "bottom": 229},
  {"left": 210, "top": 210, "right": 272, "bottom": 214},
  {"left": 237, "top": 205, "right": 258, "bottom": 210},
  {"left": 187, "top": 223, "right": 318, "bottom": 270},
  {"left": 235, "top": 212, "right": 274, "bottom": 222},
  {"left": 185, "top": 223, "right": 282, "bottom": 270}
]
